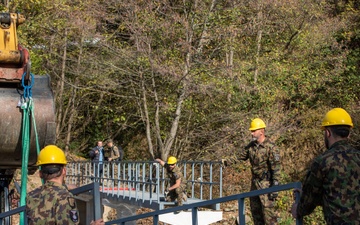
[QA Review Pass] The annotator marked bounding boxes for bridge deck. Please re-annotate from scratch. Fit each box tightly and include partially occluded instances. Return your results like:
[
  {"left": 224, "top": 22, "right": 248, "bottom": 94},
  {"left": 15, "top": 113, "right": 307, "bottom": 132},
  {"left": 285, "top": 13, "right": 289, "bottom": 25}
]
[{"left": 99, "top": 188, "right": 220, "bottom": 210}]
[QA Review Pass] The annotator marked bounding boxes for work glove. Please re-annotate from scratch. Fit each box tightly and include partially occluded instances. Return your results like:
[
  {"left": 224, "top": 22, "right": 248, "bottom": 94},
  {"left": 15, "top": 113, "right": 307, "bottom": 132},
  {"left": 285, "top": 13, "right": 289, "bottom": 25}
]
[
  {"left": 221, "top": 159, "right": 228, "bottom": 167},
  {"left": 268, "top": 192, "right": 278, "bottom": 201},
  {"left": 164, "top": 188, "right": 169, "bottom": 197},
  {"left": 268, "top": 180, "right": 279, "bottom": 201}
]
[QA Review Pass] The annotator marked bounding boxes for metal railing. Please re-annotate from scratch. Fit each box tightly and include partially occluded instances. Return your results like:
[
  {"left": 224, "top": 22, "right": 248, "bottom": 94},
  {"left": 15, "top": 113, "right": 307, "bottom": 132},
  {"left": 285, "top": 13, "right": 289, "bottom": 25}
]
[
  {"left": 102, "top": 182, "right": 303, "bottom": 225},
  {"left": 0, "top": 182, "right": 102, "bottom": 225},
  {"left": 0, "top": 206, "right": 25, "bottom": 225},
  {"left": 0, "top": 172, "right": 303, "bottom": 225},
  {"left": 65, "top": 160, "right": 223, "bottom": 204}
]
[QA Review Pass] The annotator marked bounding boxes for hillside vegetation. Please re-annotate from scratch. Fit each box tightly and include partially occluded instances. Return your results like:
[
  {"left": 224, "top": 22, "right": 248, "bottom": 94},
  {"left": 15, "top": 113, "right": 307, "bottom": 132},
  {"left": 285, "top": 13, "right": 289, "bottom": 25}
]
[{"left": 3, "top": 0, "right": 359, "bottom": 223}]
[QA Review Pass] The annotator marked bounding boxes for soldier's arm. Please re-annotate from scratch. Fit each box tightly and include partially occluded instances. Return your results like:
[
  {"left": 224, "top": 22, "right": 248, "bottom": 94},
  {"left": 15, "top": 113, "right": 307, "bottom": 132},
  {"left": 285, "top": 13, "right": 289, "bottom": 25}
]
[
  {"left": 222, "top": 143, "right": 250, "bottom": 166},
  {"left": 238, "top": 145, "right": 250, "bottom": 161},
  {"left": 296, "top": 158, "right": 323, "bottom": 217},
  {"left": 169, "top": 177, "right": 181, "bottom": 191},
  {"left": 269, "top": 144, "right": 281, "bottom": 184},
  {"left": 155, "top": 158, "right": 165, "bottom": 166},
  {"left": 113, "top": 146, "right": 120, "bottom": 159}
]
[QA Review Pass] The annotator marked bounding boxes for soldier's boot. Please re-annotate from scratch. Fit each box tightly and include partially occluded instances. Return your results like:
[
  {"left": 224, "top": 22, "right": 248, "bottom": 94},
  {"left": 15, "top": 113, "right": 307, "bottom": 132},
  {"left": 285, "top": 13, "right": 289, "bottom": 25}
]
[{"left": 177, "top": 199, "right": 183, "bottom": 206}]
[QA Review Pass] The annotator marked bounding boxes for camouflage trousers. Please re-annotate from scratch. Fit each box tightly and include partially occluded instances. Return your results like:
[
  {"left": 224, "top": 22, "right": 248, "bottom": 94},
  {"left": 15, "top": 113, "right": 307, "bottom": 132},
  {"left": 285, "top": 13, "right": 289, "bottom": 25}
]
[
  {"left": 165, "top": 185, "right": 187, "bottom": 206},
  {"left": 110, "top": 162, "right": 119, "bottom": 185},
  {"left": 250, "top": 179, "right": 278, "bottom": 225}
]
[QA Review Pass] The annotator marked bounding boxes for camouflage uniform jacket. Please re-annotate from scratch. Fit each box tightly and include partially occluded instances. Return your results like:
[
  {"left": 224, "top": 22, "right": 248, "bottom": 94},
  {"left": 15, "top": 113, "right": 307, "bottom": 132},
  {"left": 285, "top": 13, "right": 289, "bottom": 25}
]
[
  {"left": 239, "top": 139, "right": 281, "bottom": 184},
  {"left": 165, "top": 164, "right": 187, "bottom": 190},
  {"left": 110, "top": 145, "right": 124, "bottom": 161},
  {"left": 297, "top": 140, "right": 360, "bottom": 224},
  {"left": 26, "top": 181, "right": 79, "bottom": 225},
  {"left": 109, "top": 146, "right": 120, "bottom": 160}
]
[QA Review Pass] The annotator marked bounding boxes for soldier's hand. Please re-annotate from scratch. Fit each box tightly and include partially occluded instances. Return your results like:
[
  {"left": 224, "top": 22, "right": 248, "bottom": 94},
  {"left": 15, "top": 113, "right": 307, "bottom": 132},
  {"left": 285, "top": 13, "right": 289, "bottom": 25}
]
[
  {"left": 221, "top": 159, "right": 228, "bottom": 167},
  {"left": 66, "top": 184, "right": 78, "bottom": 190},
  {"left": 268, "top": 192, "right": 278, "bottom": 201},
  {"left": 293, "top": 188, "right": 302, "bottom": 201},
  {"left": 90, "top": 218, "right": 104, "bottom": 225},
  {"left": 164, "top": 188, "right": 169, "bottom": 197}
]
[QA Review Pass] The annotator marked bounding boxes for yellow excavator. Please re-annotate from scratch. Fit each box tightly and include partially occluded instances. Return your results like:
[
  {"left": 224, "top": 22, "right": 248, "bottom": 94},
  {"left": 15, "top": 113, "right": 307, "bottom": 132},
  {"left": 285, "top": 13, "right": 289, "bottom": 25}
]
[{"left": 0, "top": 12, "right": 56, "bottom": 223}]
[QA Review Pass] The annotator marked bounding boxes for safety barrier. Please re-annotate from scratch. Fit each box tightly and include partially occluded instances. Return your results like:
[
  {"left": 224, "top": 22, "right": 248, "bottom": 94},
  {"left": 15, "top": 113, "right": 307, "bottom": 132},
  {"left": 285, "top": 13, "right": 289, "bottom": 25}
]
[
  {"left": 0, "top": 181, "right": 303, "bottom": 225},
  {"left": 66, "top": 160, "right": 223, "bottom": 205},
  {"left": 0, "top": 182, "right": 102, "bottom": 225}
]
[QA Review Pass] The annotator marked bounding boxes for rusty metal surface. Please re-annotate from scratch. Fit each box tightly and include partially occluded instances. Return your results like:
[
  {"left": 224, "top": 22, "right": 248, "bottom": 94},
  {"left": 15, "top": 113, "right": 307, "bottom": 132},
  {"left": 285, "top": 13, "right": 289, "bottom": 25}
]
[
  {"left": 0, "top": 46, "right": 29, "bottom": 82},
  {"left": 0, "top": 75, "right": 56, "bottom": 168}
]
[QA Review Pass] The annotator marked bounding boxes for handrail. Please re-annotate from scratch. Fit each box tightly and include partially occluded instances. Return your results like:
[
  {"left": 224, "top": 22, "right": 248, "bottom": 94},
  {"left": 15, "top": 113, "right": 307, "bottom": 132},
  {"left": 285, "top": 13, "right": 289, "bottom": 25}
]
[
  {"left": 103, "top": 182, "right": 303, "bottom": 225},
  {"left": 66, "top": 160, "right": 223, "bottom": 205},
  {"left": 0, "top": 206, "right": 26, "bottom": 225},
  {"left": 0, "top": 181, "right": 303, "bottom": 225}
]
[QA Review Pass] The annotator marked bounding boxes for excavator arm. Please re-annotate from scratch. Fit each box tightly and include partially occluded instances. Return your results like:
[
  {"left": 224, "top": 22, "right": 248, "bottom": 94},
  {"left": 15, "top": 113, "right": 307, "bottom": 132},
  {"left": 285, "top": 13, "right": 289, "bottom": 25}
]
[
  {"left": 0, "top": 13, "right": 56, "bottom": 168},
  {"left": 0, "top": 12, "right": 30, "bottom": 83}
]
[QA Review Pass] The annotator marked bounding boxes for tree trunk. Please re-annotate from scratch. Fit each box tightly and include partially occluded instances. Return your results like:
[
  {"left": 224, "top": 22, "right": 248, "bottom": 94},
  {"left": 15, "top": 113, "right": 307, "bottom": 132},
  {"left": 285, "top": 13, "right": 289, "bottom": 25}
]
[
  {"left": 56, "top": 29, "right": 68, "bottom": 141},
  {"left": 140, "top": 70, "right": 155, "bottom": 159},
  {"left": 254, "top": 1, "right": 264, "bottom": 84}
]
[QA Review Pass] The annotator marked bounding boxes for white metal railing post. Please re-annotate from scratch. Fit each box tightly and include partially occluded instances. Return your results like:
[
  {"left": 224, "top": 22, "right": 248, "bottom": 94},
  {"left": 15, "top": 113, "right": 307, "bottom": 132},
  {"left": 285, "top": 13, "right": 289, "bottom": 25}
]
[
  {"left": 155, "top": 161, "right": 160, "bottom": 202},
  {"left": 191, "top": 162, "right": 195, "bottom": 198}
]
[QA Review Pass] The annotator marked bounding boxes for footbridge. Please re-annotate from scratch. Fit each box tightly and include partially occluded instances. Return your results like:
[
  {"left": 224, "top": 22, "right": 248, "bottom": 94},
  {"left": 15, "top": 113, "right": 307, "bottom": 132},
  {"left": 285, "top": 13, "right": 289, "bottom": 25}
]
[
  {"left": 0, "top": 160, "right": 303, "bottom": 225},
  {"left": 66, "top": 160, "right": 223, "bottom": 212}
]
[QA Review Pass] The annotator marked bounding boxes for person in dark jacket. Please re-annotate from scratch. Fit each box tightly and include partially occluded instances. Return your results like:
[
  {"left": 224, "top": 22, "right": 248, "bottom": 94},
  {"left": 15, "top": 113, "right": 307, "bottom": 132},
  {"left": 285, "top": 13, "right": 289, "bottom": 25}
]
[{"left": 89, "top": 141, "right": 105, "bottom": 182}]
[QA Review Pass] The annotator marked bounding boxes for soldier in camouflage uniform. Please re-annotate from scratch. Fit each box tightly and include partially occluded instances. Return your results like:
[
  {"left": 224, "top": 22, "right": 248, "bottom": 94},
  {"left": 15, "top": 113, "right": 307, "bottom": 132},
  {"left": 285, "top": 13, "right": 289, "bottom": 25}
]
[
  {"left": 26, "top": 145, "right": 104, "bottom": 225},
  {"left": 106, "top": 139, "right": 123, "bottom": 184},
  {"left": 26, "top": 145, "right": 80, "bottom": 225},
  {"left": 106, "top": 139, "right": 123, "bottom": 161},
  {"left": 291, "top": 108, "right": 360, "bottom": 224},
  {"left": 224, "top": 118, "right": 281, "bottom": 225},
  {"left": 155, "top": 156, "right": 187, "bottom": 206}
]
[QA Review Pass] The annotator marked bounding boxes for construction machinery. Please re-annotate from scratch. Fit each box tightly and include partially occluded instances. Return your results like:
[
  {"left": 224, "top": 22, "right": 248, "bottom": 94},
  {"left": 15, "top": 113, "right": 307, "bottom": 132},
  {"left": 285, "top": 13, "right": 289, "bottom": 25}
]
[
  {"left": 0, "top": 12, "right": 56, "bottom": 224},
  {"left": 0, "top": 12, "right": 55, "bottom": 167}
]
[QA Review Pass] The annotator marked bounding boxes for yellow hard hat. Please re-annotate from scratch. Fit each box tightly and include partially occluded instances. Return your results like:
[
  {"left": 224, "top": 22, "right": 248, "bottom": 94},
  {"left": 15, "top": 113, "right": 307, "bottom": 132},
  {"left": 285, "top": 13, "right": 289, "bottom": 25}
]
[
  {"left": 36, "top": 145, "right": 67, "bottom": 166},
  {"left": 167, "top": 156, "right": 177, "bottom": 165},
  {"left": 321, "top": 108, "right": 353, "bottom": 128},
  {"left": 249, "top": 118, "right": 266, "bottom": 131}
]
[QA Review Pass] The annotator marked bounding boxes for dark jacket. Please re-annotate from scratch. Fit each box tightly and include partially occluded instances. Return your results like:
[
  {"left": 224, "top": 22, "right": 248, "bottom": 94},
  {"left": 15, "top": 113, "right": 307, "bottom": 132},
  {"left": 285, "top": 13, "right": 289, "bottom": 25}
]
[{"left": 89, "top": 146, "right": 105, "bottom": 162}]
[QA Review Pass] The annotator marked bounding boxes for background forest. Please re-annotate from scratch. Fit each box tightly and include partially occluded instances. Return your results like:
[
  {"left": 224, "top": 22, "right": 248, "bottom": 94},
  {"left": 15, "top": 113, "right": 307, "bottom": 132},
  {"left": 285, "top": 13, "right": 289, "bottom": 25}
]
[{"left": 2, "top": 0, "right": 359, "bottom": 224}]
